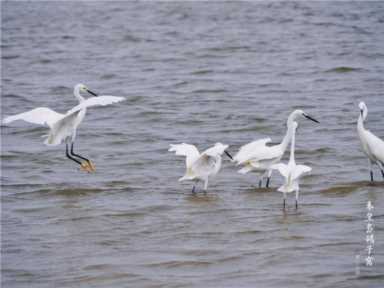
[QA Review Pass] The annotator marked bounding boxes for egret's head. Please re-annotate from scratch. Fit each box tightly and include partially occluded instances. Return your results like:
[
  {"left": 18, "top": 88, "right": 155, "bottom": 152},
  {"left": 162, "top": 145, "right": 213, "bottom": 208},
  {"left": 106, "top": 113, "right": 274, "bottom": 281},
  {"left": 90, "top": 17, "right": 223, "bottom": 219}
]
[
  {"left": 214, "top": 143, "right": 233, "bottom": 160},
  {"left": 288, "top": 109, "right": 319, "bottom": 126},
  {"left": 214, "top": 142, "right": 229, "bottom": 151},
  {"left": 74, "top": 83, "right": 98, "bottom": 96},
  {"left": 359, "top": 101, "right": 367, "bottom": 119}
]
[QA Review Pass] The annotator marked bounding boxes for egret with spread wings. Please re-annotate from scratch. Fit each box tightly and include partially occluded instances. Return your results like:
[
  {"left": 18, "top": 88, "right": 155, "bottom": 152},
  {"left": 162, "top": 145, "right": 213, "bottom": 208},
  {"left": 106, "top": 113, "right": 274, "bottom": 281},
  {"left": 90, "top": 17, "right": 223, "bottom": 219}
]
[
  {"left": 2, "top": 84, "right": 125, "bottom": 172},
  {"left": 233, "top": 109, "right": 318, "bottom": 188},
  {"left": 169, "top": 142, "right": 232, "bottom": 192},
  {"left": 271, "top": 122, "right": 312, "bottom": 209}
]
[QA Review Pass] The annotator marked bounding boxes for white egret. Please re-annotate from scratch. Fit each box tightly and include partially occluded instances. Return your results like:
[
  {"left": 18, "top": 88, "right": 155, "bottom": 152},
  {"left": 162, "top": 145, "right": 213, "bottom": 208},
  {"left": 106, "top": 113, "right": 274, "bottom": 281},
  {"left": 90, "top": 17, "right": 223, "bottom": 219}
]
[
  {"left": 168, "top": 142, "right": 232, "bottom": 192},
  {"left": 233, "top": 109, "right": 318, "bottom": 188},
  {"left": 357, "top": 101, "right": 384, "bottom": 182},
  {"left": 271, "top": 122, "right": 312, "bottom": 209},
  {"left": 2, "top": 84, "right": 125, "bottom": 172}
]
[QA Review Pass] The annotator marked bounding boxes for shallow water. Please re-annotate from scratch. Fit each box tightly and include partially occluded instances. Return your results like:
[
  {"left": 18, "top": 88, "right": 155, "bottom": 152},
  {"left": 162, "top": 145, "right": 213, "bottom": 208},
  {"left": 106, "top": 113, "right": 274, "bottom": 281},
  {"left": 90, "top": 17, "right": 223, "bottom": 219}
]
[{"left": 1, "top": 2, "right": 384, "bottom": 287}]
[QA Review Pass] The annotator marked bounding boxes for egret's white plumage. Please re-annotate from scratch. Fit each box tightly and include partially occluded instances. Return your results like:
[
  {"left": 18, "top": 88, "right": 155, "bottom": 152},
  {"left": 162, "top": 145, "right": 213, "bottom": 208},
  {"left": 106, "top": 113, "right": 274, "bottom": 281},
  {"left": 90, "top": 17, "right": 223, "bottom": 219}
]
[
  {"left": 169, "top": 142, "right": 229, "bottom": 191},
  {"left": 2, "top": 84, "right": 125, "bottom": 171},
  {"left": 65, "top": 95, "right": 126, "bottom": 116},
  {"left": 2, "top": 107, "right": 64, "bottom": 128},
  {"left": 168, "top": 143, "right": 200, "bottom": 168},
  {"left": 44, "top": 95, "right": 125, "bottom": 146},
  {"left": 234, "top": 109, "right": 318, "bottom": 187},
  {"left": 271, "top": 122, "right": 312, "bottom": 208},
  {"left": 357, "top": 101, "right": 384, "bottom": 181}
]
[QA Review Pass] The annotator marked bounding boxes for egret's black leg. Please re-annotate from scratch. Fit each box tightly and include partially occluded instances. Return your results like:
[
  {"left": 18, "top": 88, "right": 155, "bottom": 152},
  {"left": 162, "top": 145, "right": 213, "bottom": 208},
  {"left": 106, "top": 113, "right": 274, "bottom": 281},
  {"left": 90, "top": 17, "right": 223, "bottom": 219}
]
[
  {"left": 370, "top": 171, "right": 374, "bottom": 182},
  {"left": 70, "top": 143, "right": 91, "bottom": 163},
  {"left": 266, "top": 177, "right": 270, "bottom": 188},
  {"left": 283, "top": 198, "right": 286, "bottom": 209},
  {"left": 192, "top": 185, "right": 196, "bottom": 194},
  {"left": 378, "top": 162, "right": 384, "bottom": 180},
  {"left": 295, "top": 200, "right": 298, "bottom": 210},
  {"left": 258, "top": 179, "right": 262, "bottom": 188},
  {"left": 66, "top": 143, "right": 81, "bottom": 165}
]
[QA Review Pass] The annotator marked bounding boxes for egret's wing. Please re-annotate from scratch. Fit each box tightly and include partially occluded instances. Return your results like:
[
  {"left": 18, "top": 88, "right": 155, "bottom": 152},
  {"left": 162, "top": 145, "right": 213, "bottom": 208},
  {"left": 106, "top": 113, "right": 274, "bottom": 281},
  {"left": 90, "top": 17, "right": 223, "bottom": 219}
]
[
  {"left": 234, "top": 138, "right": 272, "bottom": 164},
  {"left": 169, "top": 143, "right": 200, "bottom": 168},
  {"left": 66, "top": 95, "right": 126, "bottom": 115},
  {"left": 240, "top": 144, "right": 283, "bottom": 168},
  {"left": 2, "top": 107, "right": 64, "bottom": 128},
  {"left": 271, "top": 163, "right": 290, "bottom": 178},
  {"left": 365, "top": 130, "right": 384, "bottom": 163},
  {"left": 44, "top": 110, "right": 81, "bottom": 146},
  {"left": 202, "top": 143, "right": 228, "bottom": 158},
  {"left": 292, "top": 164, "right": 312, "bottom": 180},
  {"left": 254, "top": 143, "right": 284, "bottom": 161}
]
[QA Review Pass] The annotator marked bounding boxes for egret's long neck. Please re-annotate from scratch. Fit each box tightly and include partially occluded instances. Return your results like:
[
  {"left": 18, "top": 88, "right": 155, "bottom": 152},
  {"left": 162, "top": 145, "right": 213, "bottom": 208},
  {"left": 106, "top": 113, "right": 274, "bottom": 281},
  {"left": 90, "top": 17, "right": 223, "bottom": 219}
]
[
  {"left": 74, "top": 88, "right": 85, "bottom": 103},
  {"left": 280, "top": 123, "right": 294, "bottom": 152},
  {"left": 357, "top": 112, "right": 365, "bottom": 133},
  {"left": 289, "top": 128, "right": 296, "bottom": 164}
]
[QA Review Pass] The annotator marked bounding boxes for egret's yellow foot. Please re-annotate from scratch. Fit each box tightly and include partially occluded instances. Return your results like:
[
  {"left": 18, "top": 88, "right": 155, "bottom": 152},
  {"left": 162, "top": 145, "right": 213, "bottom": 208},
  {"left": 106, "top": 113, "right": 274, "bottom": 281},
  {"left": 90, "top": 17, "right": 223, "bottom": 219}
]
[
  {"left": 80, "top": 161, "right": 96, "bottom": 173},
  {"left": 87, "top": 161, "right": 96, "bottom": 172}
]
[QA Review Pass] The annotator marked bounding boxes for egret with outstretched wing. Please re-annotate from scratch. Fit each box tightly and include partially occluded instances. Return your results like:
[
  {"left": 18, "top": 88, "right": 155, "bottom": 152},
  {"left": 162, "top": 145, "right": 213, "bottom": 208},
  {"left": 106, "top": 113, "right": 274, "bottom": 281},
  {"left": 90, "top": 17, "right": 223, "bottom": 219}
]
[
  {"left": 234, "top": 109, "right": 318, "bottom": 188},
  {"left": 271, "top": 122, "right": 312, "bottom": 209},
  {"left": 169, "top": 142, "right": 231, "bottom": 192},
  {"left": 2, "top": 84, "right": 125, "bottom": 172}
]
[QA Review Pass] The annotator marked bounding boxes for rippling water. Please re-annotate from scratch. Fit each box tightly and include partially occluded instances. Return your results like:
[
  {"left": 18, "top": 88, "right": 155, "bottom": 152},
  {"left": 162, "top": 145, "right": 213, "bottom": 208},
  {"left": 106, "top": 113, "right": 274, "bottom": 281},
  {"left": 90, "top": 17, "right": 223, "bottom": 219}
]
[{"left": 2, "top": 2, "right": 384, "bottom": 287}]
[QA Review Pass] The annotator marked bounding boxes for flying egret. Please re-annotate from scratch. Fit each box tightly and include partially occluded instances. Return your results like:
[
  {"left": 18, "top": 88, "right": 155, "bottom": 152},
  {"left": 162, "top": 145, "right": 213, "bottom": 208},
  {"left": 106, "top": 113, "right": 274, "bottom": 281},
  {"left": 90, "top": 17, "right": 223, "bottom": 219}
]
[
  {"left": 271, "top": 122, "right": 312, "bottom": 209},
  {"left": 357, "top": 101, "right": 384, "bottom": 182},
  {"left": 2, "top": 83, "right": 125, "bottom": 172},
  {"left": 169, "top": 142, "right": 232, "bottom": 192},
  {"left": 233, "top": 109, "right": 318, "bottom": 188}
]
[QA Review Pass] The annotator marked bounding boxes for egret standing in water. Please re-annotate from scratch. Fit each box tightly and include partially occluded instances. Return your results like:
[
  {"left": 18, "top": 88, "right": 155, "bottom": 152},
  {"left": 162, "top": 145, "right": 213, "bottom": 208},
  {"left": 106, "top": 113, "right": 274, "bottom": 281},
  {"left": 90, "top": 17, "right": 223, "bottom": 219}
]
[
  {"left": 233, "top": 109, "right": 318, "bottom": 188},
  {"left": 271, "top": 122, "right": 312, "bottom": 209},
  {"left": 2, "top": 84, "right": 125, "bottom": 172},
  {"left": 357, "top": 101, "right": 384, "bottom": 182},
  {"left": 169, "top": 142, "right": 232, "bottom": 192}
]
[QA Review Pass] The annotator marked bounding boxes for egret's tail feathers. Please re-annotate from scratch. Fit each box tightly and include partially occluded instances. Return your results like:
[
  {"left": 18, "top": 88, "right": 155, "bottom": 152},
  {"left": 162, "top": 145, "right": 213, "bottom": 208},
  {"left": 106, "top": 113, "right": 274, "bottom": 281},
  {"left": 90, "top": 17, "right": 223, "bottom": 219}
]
[
  {"left": 44, "top": 133, "right": 63, "bottom": 146},
  {"left": 238, "top": 165, "right": 253, "bottom": 174},
  {"left": 179, "top": 175, "right": 195, "bottom": 182},
  {"left": 278, "top": 180, "right": 298, "bottom": 193},
  {"left": 277, "top": 185, "right": 293, "bottom": 193}
]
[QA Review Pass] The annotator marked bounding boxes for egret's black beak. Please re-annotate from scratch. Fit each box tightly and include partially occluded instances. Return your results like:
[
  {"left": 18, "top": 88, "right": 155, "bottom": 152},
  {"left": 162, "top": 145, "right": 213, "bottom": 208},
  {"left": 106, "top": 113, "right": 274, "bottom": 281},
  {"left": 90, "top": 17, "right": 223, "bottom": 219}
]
[
  {"left": 225, "top": 150, "right": 233, "bottom": 160},
  {"left": 303, "top": 113, "right": 319, "bottom": 123},
  {"left": 86, "top": 88, "right": 98, "bottom": 96}
]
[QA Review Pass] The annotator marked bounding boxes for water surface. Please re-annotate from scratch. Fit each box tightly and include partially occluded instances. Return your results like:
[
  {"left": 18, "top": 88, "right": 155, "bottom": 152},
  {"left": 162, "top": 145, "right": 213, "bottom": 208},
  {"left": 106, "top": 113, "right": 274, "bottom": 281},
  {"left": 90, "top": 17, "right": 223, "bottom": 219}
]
[{"left": 2, "top": 2, "right": 384, "bottom": 287}]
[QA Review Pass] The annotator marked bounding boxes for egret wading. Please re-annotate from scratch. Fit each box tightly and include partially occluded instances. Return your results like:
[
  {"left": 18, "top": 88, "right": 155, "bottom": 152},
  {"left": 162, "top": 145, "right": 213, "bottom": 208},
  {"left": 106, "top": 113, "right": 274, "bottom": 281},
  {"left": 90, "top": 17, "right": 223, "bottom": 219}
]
[
  {"left": 357, "top": 101, "right": 384, "bottom": 182},
  {"left": 233, "top": 109, "right": 318, "bottom": 188},
  {"left": 169, "top": 142, "right": 232, "bottom": 192},
  {"left": 2, "top": 84, "right": 125, "bottom": 172},
  {"left": 271, "top": 122, "right": 312, "bottom": 209}
]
